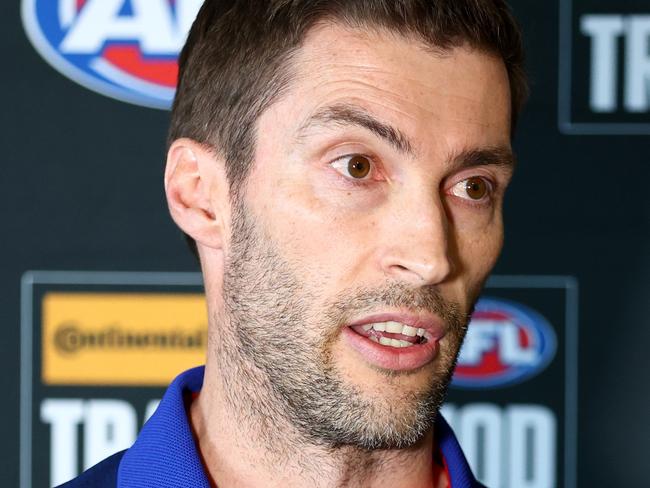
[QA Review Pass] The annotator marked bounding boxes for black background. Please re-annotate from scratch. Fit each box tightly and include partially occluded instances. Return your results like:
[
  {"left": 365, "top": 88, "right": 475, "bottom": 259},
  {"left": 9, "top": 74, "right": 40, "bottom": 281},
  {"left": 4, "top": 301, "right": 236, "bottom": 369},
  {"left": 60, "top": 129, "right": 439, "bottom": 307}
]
[{"left": 2, "top": 0, "right": 649, "bottom": 486}]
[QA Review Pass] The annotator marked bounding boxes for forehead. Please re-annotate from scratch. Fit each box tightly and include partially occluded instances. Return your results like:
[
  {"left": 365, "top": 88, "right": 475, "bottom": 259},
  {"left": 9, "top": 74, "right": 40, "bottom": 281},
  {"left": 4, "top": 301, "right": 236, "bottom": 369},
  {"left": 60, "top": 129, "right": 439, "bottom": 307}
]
[{"left": 256, "top": 22, "right": 511, "bottom": 160}]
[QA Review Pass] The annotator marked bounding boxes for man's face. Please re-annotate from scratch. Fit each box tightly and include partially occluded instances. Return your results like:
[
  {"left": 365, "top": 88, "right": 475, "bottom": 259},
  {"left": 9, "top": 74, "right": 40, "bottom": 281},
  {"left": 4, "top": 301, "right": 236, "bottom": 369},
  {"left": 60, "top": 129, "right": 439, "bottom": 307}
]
[{"left": 216, "top": 24, "right": 513, "bottom": 449}]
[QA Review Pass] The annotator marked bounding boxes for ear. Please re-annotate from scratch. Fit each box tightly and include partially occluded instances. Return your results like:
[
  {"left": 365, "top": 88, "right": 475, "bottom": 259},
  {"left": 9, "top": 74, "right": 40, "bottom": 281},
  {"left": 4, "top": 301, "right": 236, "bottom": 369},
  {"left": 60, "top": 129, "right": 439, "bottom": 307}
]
[{"left": 164, "top": 138, "right": 228, "bottom": 250}]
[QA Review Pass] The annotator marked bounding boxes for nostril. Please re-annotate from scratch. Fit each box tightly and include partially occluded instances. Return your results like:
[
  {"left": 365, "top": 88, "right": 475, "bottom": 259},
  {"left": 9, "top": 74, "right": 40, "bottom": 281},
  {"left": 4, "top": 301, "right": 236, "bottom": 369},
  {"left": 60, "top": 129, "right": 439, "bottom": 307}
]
[{"left": 386, "top": 259, "right": 452, "bottom": 286}]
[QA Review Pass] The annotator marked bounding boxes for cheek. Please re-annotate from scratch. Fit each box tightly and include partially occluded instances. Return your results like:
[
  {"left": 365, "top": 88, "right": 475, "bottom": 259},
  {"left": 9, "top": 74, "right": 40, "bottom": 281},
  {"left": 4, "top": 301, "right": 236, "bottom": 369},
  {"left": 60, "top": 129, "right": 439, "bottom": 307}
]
[
  {"left": 256, "top": 179, "right": 377, "bottom": 279},
  {"left": 449, "top": 206, "right": 504, "bottom": 278}
]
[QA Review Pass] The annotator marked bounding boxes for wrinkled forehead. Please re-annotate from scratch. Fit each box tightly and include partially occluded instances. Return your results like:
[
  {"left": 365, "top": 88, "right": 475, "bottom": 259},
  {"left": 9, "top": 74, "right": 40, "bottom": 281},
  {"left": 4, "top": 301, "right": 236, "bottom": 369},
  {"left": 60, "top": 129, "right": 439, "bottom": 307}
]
[{"left": 257, "top": 22, "right": 512, "bottom": 156}]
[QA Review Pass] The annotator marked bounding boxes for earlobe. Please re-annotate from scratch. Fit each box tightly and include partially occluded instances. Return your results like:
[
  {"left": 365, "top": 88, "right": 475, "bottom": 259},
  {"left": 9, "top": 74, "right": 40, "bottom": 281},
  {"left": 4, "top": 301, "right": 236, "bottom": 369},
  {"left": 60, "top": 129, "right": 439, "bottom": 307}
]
[{"left": 164, "top": 138, "right": 227, "bottom": 250}]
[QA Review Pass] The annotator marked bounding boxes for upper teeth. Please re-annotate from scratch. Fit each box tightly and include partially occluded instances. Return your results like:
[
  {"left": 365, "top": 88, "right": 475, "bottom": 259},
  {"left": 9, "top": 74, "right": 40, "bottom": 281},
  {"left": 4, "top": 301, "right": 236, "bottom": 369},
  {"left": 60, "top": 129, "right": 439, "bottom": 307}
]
[{"left": 361, "top": 321, "right": 425, "bottom": 337}]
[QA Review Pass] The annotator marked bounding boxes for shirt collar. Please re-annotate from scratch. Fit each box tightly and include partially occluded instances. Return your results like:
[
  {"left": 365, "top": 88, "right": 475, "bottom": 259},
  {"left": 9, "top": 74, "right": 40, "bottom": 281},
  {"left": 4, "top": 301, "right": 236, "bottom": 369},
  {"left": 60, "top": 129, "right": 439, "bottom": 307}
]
[
  {"left": 118, "top": 366, "right": 210, "bottom": 488},
  {"left": 119, "top": 366, "right": 480, "bottom": 488}
]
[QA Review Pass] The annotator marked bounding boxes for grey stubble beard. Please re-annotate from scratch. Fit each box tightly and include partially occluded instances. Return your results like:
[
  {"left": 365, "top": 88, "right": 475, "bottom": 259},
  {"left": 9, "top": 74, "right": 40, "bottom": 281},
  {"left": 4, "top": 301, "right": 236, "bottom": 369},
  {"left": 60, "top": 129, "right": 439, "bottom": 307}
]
[{"left": 215, "top": 198, "right": 471, "bottom": 456}]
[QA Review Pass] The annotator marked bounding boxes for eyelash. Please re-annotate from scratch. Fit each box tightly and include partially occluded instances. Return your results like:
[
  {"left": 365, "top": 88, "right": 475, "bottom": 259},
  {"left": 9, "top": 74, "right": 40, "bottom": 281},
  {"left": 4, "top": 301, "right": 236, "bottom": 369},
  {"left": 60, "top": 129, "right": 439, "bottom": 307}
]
[
  {"left": 448, "top": 177, "right": 496, "bottom": 206},
  {"left": 329, "top": 153, "right": 497, "bottom": 206},
  {"left": 329, "top": 153, "right": 379, "bottom": 187}
]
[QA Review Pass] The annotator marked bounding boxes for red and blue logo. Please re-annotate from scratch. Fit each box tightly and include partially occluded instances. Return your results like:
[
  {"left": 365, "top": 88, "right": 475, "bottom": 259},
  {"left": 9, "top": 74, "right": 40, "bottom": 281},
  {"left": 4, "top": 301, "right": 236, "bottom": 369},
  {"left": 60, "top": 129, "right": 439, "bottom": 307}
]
[
  {"left": 22, "top": 0, "right": 203, "bottom": 109},
  {"left": 451, "top": 297, "right": 557, "bottom": 389}
]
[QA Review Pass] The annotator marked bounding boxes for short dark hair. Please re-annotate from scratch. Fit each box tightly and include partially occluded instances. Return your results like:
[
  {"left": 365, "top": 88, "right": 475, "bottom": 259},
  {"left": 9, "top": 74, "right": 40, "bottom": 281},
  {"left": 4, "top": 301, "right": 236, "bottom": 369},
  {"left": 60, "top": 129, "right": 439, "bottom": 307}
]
[{"left": 169, "top": 0, "right": 527, "bottom": 258}]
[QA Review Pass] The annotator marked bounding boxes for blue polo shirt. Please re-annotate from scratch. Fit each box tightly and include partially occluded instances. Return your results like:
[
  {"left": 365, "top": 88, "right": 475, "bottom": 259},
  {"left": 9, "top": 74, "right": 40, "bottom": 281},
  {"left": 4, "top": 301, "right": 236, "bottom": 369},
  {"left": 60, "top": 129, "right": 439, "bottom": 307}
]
[{"left": 61, "top": 366, "right": 484, "bottom": 488}]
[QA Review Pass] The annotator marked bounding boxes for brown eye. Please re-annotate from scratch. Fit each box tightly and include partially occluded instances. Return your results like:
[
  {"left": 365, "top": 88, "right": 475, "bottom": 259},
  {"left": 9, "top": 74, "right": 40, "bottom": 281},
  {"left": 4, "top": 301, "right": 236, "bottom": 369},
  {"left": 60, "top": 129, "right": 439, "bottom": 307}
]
[
  {"left": 347, "top": 155, "right": 371, "bottom": 179},
  {"left": 465, "top": 177, "right": 488, "bottom": 200}
]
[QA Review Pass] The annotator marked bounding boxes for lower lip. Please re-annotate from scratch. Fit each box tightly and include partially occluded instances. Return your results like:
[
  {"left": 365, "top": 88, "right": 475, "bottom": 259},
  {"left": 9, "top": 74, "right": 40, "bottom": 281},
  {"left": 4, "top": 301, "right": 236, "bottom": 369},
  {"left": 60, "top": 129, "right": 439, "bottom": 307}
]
[{"left": 341, "top": 327, "right": 440, "bottom": 371}]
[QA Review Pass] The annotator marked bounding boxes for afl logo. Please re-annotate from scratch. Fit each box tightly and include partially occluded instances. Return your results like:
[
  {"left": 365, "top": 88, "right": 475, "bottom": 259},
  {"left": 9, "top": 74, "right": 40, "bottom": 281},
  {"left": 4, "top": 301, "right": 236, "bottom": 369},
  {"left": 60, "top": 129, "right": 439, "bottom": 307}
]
[
  {"left": 21, "top": 0, "right": 203, "bottom": 109},
  {"left": 452, "top": 298, "right": 557, "bottom": 389}
]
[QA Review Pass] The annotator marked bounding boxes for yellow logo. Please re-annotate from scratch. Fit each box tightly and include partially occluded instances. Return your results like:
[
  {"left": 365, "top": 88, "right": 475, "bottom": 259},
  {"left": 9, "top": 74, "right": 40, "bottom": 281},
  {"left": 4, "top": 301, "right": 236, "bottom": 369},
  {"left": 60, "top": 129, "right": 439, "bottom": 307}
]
[{"left": 42, "top": 292, "right": 207, "bottom": 386}]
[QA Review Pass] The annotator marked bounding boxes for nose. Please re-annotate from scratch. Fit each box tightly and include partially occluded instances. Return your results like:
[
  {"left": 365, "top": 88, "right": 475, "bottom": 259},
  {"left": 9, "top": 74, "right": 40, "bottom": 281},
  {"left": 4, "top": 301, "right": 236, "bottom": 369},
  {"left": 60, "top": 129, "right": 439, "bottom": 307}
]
[{"left": 378, "top": 194, "right": 453, "bottom": 286}]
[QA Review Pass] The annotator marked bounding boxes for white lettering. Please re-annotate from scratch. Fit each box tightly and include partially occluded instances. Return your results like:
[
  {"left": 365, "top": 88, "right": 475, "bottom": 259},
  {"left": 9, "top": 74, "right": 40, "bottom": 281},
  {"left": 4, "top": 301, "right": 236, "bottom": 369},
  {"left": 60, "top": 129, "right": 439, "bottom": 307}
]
[
  {"left": 144, "top": 399, "right": 160, "bottom": 423},
  {"left": 581, "top": 14, "right": 650, "bottom": 113},
  {"left": 499, "top": 322, "right": 537, "bottom": 365},
  {"left": 458, "top": 404, "right": 502, "bottom": 487},
  {"left": 177, "top": 0, "right": 205, "bottom": 43},
  {"left": 60, "top": 0, "right": 202, "bottom": 55},
  {"left": 439, "top": 404, "right": 456, "bottom": 429},
  {"left": 457, "top": 321, "right": 497, "bottom": 365},
  {"left": 40, "top": 399, "right": 84, "bottom": 487},
  {"left": 442, "top": 403, "right": 557, "bottom": 488},
  {"left": 458, "top": 320, "right": 536, "bottom": 366},
  {"left": 39, "top": 398, "right": 161, "bottom": 487},
  {"left": 83, "top": 400, "right": 136, "bottom": 471},
  {"left": 581, "top": 15, "right": 625, "bottom": 112},
  {"left": 624, "top": 16, "right": 650, "bottom": 112},
  {"left": 58, "top": 0, "right": 78, "bottom": 29},
  {"left": 507, "top": 405, "right": 556, "bottom": 488}
]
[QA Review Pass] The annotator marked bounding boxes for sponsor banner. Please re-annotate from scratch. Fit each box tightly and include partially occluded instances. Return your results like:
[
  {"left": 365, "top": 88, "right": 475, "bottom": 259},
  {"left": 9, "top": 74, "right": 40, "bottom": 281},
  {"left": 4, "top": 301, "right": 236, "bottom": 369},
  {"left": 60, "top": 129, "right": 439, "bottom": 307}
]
[
  {"left": 21, "top": 272, "right": 578, "bottom": 488},
  {"left": 21, "top": 0, "right": 203, "bottom": 109},
  {"left": 20, "top": 271, "right": 205, "bottom": 488},
  {"left": 445, "top": 275, "right": 578, "bottom": 488},
  {"left": 559, "top": 0, "right": 650, "bottom": 134},
  {"left": 42, "top": 292, "right": 207, "bottom": 386}
]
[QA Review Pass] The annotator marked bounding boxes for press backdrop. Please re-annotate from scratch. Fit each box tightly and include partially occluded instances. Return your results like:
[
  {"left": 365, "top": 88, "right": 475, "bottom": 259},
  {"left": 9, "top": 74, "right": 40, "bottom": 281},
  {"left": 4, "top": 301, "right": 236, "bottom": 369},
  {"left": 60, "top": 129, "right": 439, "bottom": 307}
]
[{"left": 2, "top": 0, "right": 649, "bottom": 487}]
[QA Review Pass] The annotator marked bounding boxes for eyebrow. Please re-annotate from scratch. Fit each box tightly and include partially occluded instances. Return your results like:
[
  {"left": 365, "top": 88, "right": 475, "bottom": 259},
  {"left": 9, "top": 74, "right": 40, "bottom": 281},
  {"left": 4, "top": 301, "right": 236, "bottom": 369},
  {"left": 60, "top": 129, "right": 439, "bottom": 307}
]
[
  {"left": 297, "top": 103, "right": 415, "bottom": 156},
  {"left": 450, "top": 146, "right": 516, "bottom": 171},
  {"left": 297, "top": 102, "right": 515, "bottom": 171}
]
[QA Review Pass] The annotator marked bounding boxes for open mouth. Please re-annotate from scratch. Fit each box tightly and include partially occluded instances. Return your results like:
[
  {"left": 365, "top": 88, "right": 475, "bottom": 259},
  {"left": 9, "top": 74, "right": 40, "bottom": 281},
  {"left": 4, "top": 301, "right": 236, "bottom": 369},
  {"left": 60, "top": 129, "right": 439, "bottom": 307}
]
[
  {"left": 343, "top": 314, "right": 443, "bottom": 371},
  {"left": 350, "top": 321, "right": 429, "bottom": 348}
]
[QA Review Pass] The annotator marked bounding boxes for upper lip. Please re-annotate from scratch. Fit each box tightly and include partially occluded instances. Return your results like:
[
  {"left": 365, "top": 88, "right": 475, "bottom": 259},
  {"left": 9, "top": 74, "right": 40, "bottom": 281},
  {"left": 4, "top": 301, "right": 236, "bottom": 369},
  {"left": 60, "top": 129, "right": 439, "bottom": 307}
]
[{"left": 347, "top": 311, "right": 446, "bottom": 340}]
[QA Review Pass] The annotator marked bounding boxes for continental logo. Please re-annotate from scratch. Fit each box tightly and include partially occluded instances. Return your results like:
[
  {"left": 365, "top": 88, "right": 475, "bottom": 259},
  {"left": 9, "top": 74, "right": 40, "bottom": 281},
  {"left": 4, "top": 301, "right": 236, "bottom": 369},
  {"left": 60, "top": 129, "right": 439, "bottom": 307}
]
[
  {"left": 53, "top": 324, "right": 205, "bottom": 354},
  {"left": 42, "top": 292, "right": 207, "bottom": 386}
]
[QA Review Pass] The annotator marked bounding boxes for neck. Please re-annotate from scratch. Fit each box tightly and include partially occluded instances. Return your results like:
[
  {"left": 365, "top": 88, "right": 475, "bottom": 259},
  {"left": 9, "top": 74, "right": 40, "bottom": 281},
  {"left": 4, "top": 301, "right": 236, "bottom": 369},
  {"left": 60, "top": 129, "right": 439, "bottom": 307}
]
[{"left": 190, "top": 360, "right": 443, "bottom": 488}]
